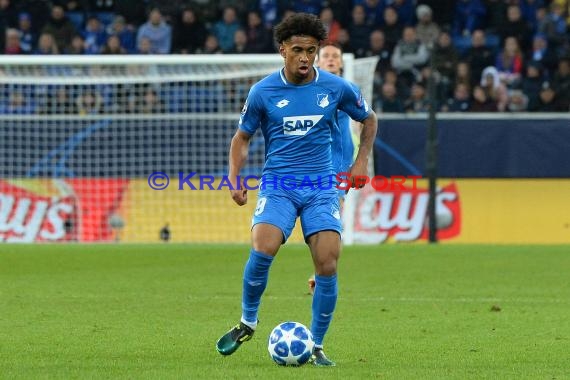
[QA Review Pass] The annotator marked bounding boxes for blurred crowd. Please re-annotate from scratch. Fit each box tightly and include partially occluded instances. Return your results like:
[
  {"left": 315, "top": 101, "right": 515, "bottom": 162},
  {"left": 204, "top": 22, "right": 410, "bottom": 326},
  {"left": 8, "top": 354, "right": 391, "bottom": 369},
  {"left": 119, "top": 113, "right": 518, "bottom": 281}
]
[{"left": 1, "top": 0, "right": 569, "bottom": 113}]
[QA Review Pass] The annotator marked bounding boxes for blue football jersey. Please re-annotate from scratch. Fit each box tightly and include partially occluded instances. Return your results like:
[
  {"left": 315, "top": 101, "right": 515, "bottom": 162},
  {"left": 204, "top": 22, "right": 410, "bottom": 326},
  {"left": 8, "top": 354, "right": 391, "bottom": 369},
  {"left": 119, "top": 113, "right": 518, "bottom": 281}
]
[
  {"left": 239, "top": 67, "right": 370, "bottom": 182},
  {"left": 331, "top": 109, "right": 355, "bottom": 175}
]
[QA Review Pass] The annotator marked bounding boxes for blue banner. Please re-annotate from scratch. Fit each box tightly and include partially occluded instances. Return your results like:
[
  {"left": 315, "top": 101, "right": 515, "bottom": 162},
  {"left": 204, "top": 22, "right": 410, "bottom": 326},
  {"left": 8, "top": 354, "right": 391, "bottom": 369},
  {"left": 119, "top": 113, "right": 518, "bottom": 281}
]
[{"left": 375, "top": 117, "right": 570, "bottom": 178}]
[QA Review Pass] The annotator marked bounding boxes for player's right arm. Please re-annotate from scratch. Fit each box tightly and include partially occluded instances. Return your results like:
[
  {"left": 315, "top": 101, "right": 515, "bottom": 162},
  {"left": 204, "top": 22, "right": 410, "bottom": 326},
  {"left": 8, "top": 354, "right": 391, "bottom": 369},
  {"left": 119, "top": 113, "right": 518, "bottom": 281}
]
[
  {"left": 229, "top": 85, "right": 262, "bottom": 206},
  {"left": 228, "top": 129, "right": 252, "bottom": 206}
]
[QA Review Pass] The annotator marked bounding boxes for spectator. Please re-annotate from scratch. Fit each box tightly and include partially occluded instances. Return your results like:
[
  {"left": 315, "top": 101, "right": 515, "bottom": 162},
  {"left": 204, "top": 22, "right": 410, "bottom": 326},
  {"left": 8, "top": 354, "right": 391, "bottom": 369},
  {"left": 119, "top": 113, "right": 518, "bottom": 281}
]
[
  {"left": 82, "top": 16, "right": 107, "bottom": 54},
  {"left": 136, "top": 8, "right": 172, "bottom": 54},
  {"left": 171, "top": 8, "right": 207, "bottom": 54},
  {"left": 529, "top": 81, "right": 564, "bottom": 111},
  {"left": 497, "top": 5, "right": 533, "bottom": 51},
  {"left": 211, "top": 6, "right": 241, "bottom": 53},
  {"left": 76, "top": 90, "right": 103, "bottom": 115},
  {"left": 432, "top": 31, "right": 459, "bottom": 84},
  {"left": 101, "top": 34, "right": 126, "bottom": 54},
  {"left": 455, "top": 61, "right": 473, "bottom": 88},
  {"left": 404, "top": 82, "right": 430, "bottom": 113},
  {"left": 66, "top": 34, "right": 85, "bottom": 54},
  {"left": 0, "top": 90, "right": 35, "bottom": 114},
  {"left": 17, "top": 12, "right": 35, "bottom": 54},
  {"left": 551, "top": 58, "right": 570, "bottom": 110},
  {"left": 379, "top": 82, "right": 405, "bottom": 112},
  {"left": 41, "top": 86, "right": 76, "bottom": 114},
  {"left": 416, "top": 0, "right": 455, "bottom": 27},
  {"left": 228, "top": 29, "right": 248, "bottom": 53},
  {"left": 107, "top": 15, "right": 135, "bottom": 53},
  {"left": 382, "top": 6, "right": 403, "bottom": 51},
  {"left": 453, "top": 0, "right": 486, "bottom": 37},
  {"left": 480, "top": 66, "right": 509, "bottom": 111},
  {"left": 16, "top": 0, "right": 50, "bottom": 34},
  {"left": 354, "top": 0, "right": 385, "bottom": 27},
  {"left": 196, "top": 34, "right": 222, "bottom": 54},
  {"left": 442, "top": 82, "right": 471, "bottom": 112},
  {"left": 41, "top": 5, "right": 77, "bottom": 52},
  {"left": 527, "top": 33, "right": 558, "bottom": 75},
  {"left": 136, "top": 36, "right": 152, "bottom": 54},
  {"left": 495, "top": 36, "right": 524, "bottom": 87},
  {"left": 388, "top": 0, "right": 416, "bottom": 26},
  {"left": 137, "top": 87, "right": 165, "bottom": 114},
  {"left": 348, "top": 5, "right": 373, "bottom": 58},
  {"left": 391, "top": 26, "right": 429, "bottom": 87},
  {"left": 538, "top": 2, "right": 568, "bottom": 50},
  {"left": 364, "top": 29, "right": 393, "bottom": 76},
  {"left": 506, "top": 89, "right": 529, "bottom": 111},
  {"left": 4, "top": 27, "right": 21, "bottom": 54},
  {"left": 469, "top": 85, "right": 499, "bottom": 111},
  {"left": 415, "top": 4, "right": 440, "bottom": 47},
  {"left": 521, "top": 61, "right": 545, "bottom": 109},
  {"left": 553, "top": 0, "right": 570, "bottom": 24},
  {"left": 34, "top": 32, "right": 59, "bottom": 54},
  {"left": 320, "top": 7, "right": 341, "bottom": 44},
  {"left": 336, "top": 28, "right": 354, "bottom": 54},
  {"left": 245, "top": 10, "right": 273, "bottom": 53},
  {"left": 384, "top": 67, "right": 411, "bottom": 101},
  {"left": 464, "top": 29, "right": 495, "bottom": 87}
]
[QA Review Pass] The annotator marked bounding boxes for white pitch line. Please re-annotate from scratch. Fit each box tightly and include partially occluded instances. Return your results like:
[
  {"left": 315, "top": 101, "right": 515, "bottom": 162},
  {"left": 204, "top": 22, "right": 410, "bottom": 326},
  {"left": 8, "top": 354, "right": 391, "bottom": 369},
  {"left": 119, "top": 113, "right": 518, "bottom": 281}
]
[{"left": 193, "top": 295, "right": 569, "bottom": 304}]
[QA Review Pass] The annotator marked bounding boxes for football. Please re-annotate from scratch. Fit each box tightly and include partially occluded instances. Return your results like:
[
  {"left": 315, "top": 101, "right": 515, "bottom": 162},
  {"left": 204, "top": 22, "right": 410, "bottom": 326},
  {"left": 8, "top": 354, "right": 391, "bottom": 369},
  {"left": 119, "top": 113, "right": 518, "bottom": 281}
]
[{"left": 268, "top": 321, "right": 315, "bottom": 366}]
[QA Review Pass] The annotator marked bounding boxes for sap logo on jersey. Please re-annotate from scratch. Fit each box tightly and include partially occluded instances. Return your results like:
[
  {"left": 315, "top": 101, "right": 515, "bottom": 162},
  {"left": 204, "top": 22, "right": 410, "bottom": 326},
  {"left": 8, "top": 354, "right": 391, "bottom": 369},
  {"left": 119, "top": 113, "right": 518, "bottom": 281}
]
[{"left": 283, "top": 115, "right": 323, "bottom": 136}]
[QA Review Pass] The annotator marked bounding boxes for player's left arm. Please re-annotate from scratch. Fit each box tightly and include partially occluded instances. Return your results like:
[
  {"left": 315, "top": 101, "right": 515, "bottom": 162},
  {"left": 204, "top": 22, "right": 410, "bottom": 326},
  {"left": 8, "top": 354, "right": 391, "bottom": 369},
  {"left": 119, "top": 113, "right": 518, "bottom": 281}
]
[
  {"left": 350, "top": 110, "right": 377, "bottom": 187},
  {"left": 338, "top": 81, "right": 378, "bottom": 188}
]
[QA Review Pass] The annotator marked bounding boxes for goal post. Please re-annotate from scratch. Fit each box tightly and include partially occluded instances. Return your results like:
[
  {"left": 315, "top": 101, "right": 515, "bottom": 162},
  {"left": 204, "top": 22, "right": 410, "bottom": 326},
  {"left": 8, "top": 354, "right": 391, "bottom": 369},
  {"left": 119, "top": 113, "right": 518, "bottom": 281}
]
[{"left": 0, "top": 54, "right": 377, "bottom": 243}]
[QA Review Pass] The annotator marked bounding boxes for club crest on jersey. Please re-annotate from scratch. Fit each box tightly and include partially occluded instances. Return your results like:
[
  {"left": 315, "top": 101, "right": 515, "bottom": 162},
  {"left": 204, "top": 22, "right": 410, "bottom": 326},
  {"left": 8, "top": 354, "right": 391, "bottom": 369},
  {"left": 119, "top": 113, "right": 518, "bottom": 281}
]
[
  {"left": 317, "top": 94, "right": 329, "bottom": 108},
  {"left": 283, "top": 115, "right": 323, "bottom": 136}
]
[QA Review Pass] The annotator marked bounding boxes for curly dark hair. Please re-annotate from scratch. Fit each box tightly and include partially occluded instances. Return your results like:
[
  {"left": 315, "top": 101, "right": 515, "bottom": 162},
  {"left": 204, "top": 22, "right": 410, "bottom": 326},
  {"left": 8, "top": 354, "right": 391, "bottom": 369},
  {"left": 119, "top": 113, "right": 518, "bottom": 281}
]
[{"left": 273, "top": 13, "right": 327, "bottom": 44}]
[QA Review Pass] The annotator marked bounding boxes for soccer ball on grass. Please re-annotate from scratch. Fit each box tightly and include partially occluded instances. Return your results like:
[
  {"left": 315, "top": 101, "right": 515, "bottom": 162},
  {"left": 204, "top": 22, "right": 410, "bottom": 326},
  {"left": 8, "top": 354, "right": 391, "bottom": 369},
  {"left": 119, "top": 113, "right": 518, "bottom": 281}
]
[{"left": 268, "top": 321, "right": 315, "bottom": 366}]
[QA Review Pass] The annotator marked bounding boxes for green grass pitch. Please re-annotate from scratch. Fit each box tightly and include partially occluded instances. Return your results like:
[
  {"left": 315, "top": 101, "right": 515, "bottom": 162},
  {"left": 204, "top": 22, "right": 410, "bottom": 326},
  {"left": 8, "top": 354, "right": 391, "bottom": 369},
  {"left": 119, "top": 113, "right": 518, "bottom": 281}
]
[{"left": 1, "top": 244, "right": 569, "bottom": 379}]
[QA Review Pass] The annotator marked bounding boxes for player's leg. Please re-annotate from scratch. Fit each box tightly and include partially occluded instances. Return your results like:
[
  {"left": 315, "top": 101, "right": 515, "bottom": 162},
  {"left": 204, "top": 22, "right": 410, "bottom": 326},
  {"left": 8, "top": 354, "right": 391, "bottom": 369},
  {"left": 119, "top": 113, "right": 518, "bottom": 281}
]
[
  {"left": 306, "top": 230, "right": 340, "bottom": 366},
  {"left": 217, "top": 192, "right": 296, "bottom": 356},
  {"left": 301, "top": 189, "right": 342, "bottom": 366},
  {"left": 216, "top": 223, "right": 282, "bottom": 355},
  {"left": 241, "top": 223, "right": 282, "bottom": 328},
  {"left": 307, "top": 192, "right": 344, "bottom": 295}
]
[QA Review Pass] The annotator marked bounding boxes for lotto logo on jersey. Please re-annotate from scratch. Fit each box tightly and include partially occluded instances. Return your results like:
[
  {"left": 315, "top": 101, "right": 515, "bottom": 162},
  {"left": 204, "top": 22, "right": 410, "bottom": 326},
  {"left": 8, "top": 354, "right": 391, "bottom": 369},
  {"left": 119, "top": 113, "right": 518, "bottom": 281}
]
[{"left": 283, "top": 115, "right": 323, "bottom": 136}]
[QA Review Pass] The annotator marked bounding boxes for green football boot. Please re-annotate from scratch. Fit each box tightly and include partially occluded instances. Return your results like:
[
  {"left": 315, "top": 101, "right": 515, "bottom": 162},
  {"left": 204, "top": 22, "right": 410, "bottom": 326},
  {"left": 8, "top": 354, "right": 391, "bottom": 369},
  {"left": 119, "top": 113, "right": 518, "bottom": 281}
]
[
  {"left": 310, "top": 348, "right": 336, "bottom": 367},
  {"left": 216, "top": 322, "right": 255, "bottom": 356}
]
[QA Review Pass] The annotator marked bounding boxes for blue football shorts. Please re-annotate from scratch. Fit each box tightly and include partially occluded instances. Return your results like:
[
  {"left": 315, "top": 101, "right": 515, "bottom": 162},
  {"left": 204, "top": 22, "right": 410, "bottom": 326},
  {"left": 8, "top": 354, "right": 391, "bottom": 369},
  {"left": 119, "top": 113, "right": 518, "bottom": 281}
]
[{"left": 251, "top": 185, "right": 342, "bottom": 243}]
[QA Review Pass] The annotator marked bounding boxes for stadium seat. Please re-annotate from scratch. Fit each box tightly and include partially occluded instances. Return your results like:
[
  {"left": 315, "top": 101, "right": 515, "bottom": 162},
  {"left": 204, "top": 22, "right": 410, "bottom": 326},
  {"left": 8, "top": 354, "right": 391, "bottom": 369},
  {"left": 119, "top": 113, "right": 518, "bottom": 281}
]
[
  {"left": 67, "top": 12, "right": 85, "bottom": 30},
  {"left": 95, "top": 12, "right": 116, "bottom": 26}
]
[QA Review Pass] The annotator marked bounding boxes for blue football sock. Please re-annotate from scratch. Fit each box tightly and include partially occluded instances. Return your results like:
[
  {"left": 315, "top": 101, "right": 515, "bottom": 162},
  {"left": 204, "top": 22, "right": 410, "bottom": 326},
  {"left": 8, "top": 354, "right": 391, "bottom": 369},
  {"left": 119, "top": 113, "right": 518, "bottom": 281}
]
[
  {"left": 241, "top": 249, "right": 274, "bottom": 327},
  {"left": 311, "top": 274, "right": 338, "bottom": 347}
]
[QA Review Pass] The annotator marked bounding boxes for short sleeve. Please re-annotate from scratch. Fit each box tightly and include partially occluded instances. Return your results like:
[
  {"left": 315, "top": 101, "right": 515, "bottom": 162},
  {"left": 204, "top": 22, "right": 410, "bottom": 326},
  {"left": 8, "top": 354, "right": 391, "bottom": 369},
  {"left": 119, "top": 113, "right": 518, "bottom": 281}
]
[
  {"left": 338, "top": 81, "right": 370, "bottom": 123},
  {"left": 238, "top": 85, "right": 263, "bottom": 136}
]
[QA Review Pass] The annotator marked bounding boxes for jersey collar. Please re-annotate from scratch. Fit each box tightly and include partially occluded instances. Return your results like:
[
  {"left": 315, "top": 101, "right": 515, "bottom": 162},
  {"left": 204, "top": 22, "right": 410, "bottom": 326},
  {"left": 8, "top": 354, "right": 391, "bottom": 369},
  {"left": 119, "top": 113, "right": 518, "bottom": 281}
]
[{"left": 279, "top": 66, "right": 320, "bottom": 85}]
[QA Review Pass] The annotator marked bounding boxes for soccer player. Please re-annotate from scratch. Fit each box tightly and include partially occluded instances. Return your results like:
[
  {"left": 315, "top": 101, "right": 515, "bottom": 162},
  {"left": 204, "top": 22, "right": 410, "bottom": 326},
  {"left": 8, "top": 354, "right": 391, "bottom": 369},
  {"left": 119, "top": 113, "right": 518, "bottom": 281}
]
[
  {"left": 216, "top": 13, "right": 378, "bottom": 366},
  {"left": 308, "top": 43, "right": 362, "bottom": 295}
]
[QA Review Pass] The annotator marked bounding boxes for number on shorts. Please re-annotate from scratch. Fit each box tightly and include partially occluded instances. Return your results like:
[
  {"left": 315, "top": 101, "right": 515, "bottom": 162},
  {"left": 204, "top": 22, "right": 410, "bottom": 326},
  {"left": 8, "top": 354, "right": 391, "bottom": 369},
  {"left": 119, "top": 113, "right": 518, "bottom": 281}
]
[{"left": 254, "top": 197, "right": 267, "bottom": 216}]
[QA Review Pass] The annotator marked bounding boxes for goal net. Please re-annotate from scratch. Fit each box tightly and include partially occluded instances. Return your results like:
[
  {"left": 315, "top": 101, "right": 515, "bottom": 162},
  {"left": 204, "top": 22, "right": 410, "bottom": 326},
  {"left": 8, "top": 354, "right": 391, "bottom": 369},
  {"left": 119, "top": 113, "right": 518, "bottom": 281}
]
[{"left": 0, "top": 55, "right": 377, "bottom": 243}]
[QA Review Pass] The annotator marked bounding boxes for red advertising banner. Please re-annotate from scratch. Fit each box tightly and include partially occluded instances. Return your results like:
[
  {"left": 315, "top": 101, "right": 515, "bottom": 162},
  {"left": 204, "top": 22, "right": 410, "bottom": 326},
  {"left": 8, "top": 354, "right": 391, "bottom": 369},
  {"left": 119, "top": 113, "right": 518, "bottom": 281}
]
[
  {"left": 353, "top": 182, "right": 461, "bottom": 243},
  {"left": 0, "top": 179, "right": 129, "bottom": 243}
]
